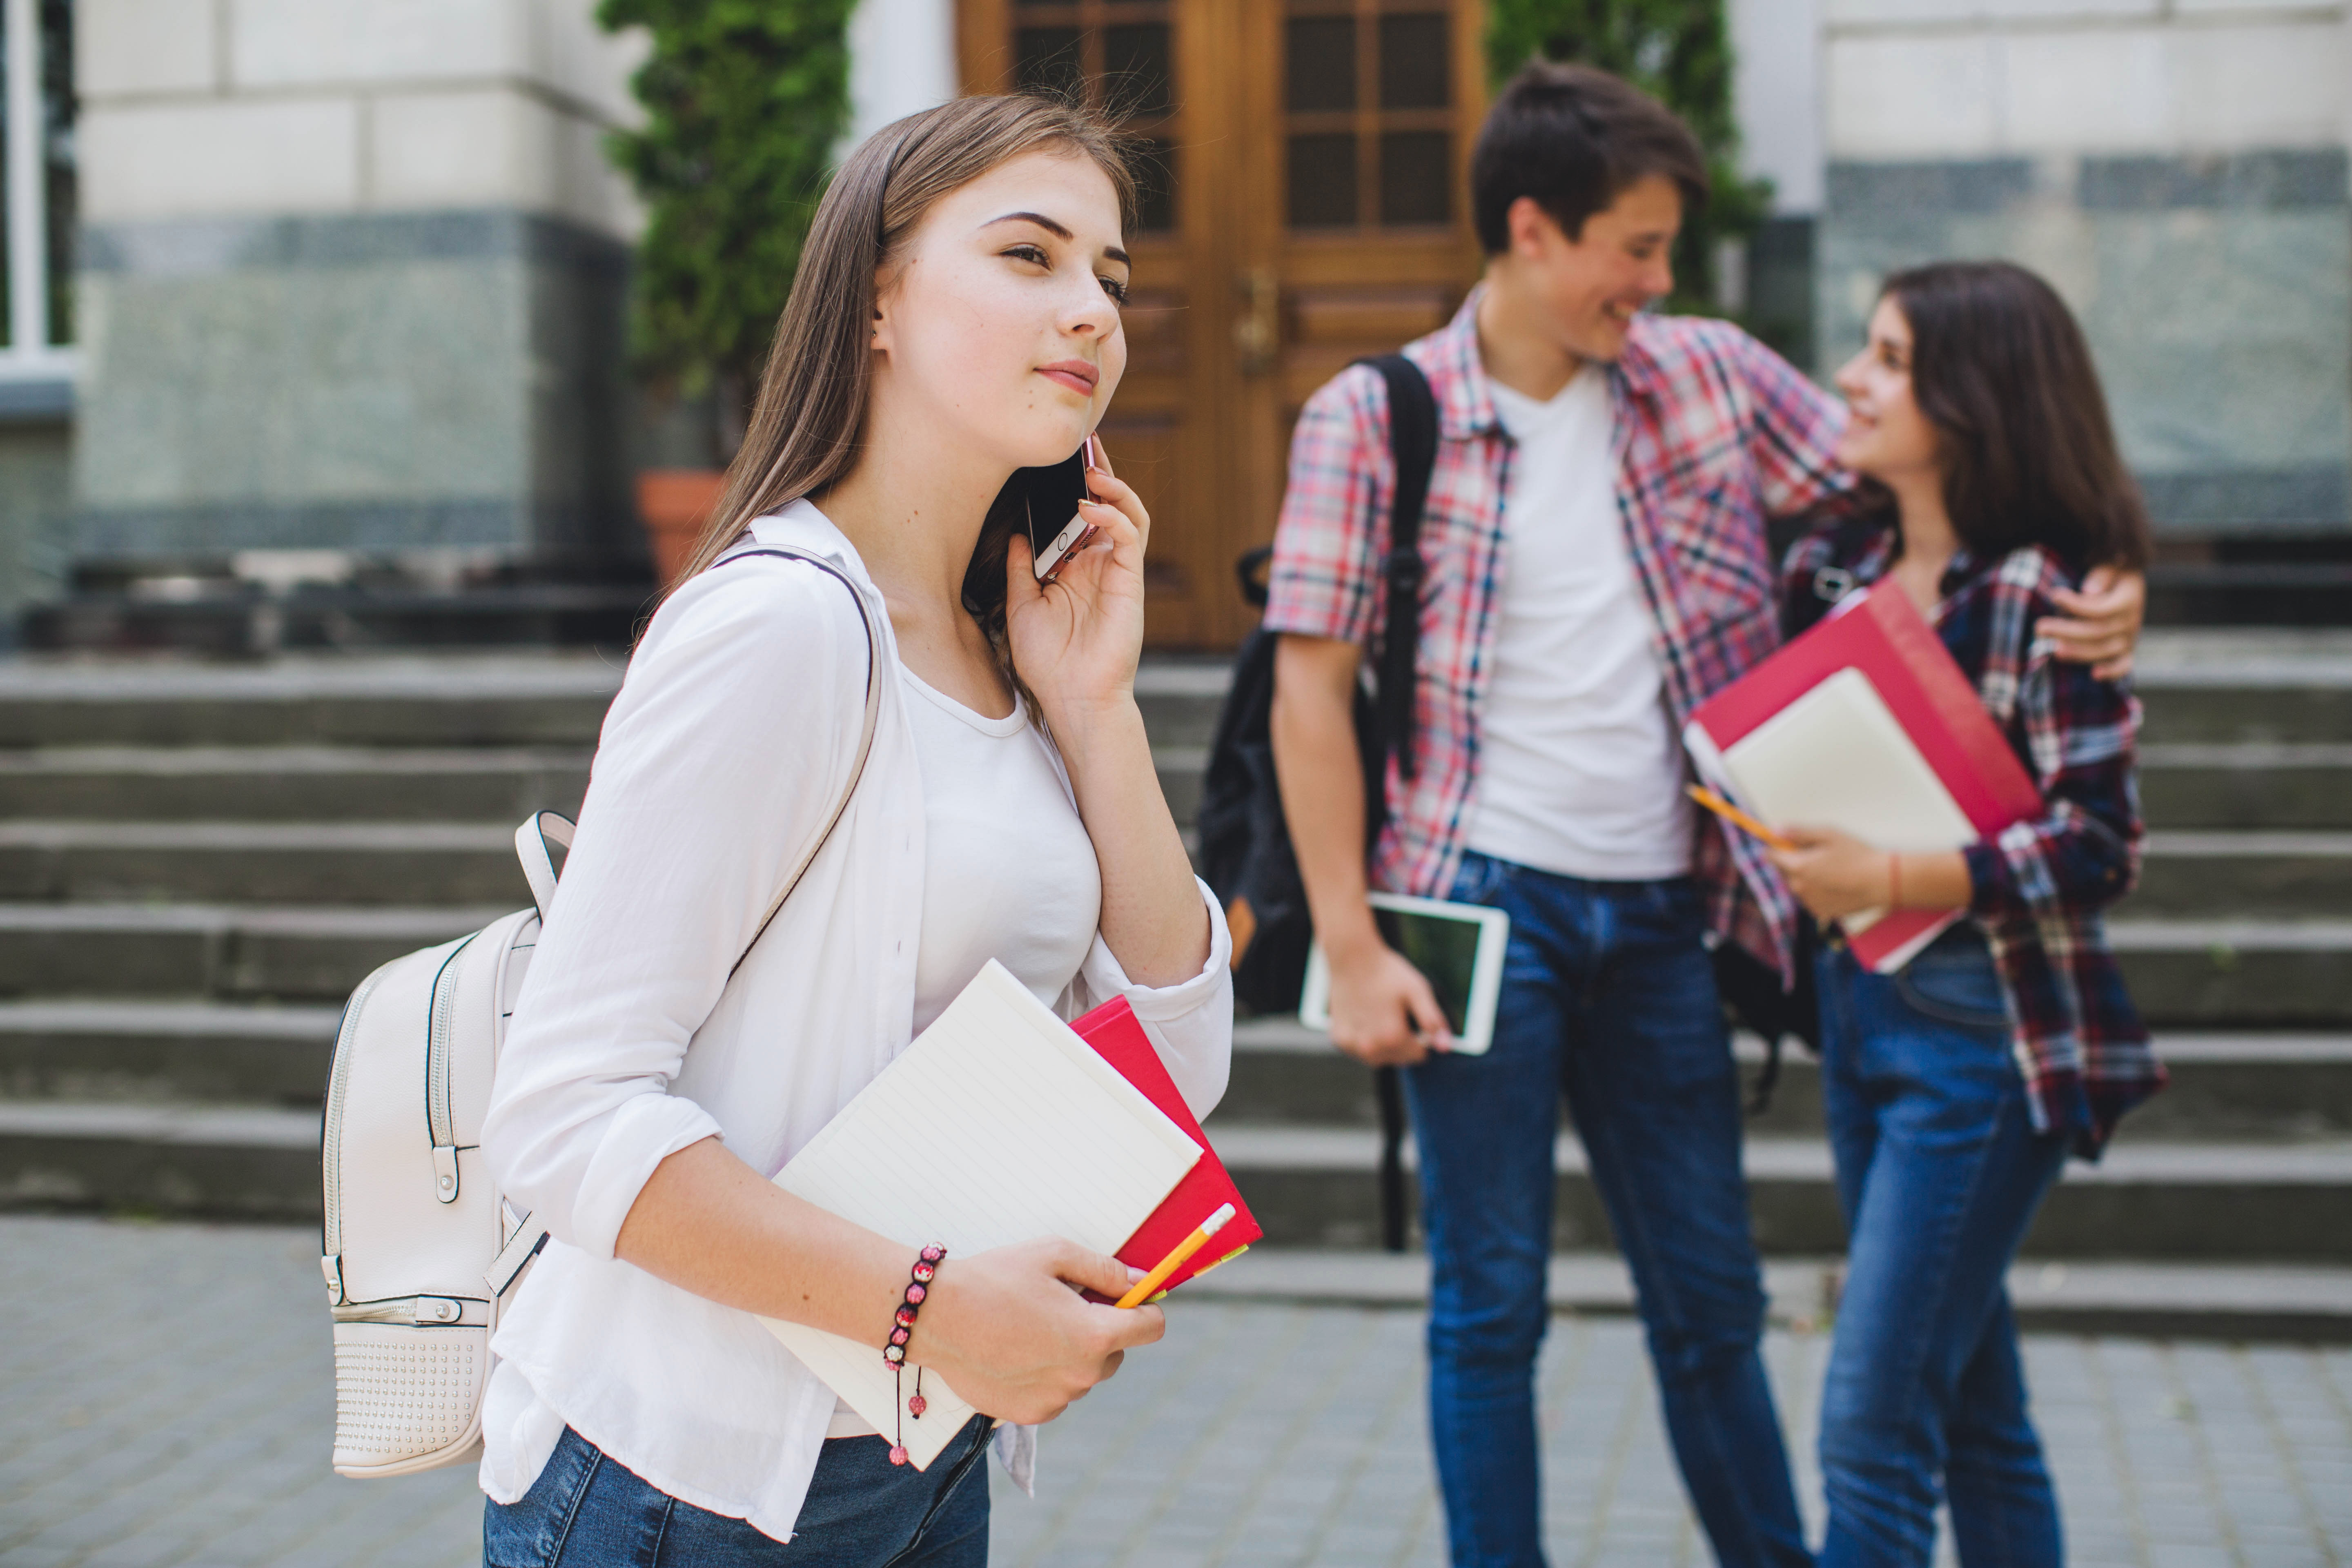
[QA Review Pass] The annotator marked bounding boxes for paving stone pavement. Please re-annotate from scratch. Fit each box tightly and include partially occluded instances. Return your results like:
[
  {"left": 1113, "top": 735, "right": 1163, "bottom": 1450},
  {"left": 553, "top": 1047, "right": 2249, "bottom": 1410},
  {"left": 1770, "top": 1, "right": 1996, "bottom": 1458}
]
[{"left": 3, "top": 1217, "right": 2347, "bottom": 1568}]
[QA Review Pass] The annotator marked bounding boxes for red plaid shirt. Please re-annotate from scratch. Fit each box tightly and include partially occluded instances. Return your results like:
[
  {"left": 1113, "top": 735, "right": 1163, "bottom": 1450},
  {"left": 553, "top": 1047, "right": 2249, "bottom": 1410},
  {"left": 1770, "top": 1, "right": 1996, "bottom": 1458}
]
[{"left": 1263, "top": 291, "right": 1854, "bottom": 976}]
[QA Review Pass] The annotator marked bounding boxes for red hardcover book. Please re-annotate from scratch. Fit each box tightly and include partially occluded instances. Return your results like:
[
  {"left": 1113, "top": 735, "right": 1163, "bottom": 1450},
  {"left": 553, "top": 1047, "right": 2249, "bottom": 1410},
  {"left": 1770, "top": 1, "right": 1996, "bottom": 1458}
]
[
  {"left": 1684, "top": 579, "right": 2043, "bottom": 971},
  {"left": 1070, "top": 996, "right": 1261, "bottom": 1294}
]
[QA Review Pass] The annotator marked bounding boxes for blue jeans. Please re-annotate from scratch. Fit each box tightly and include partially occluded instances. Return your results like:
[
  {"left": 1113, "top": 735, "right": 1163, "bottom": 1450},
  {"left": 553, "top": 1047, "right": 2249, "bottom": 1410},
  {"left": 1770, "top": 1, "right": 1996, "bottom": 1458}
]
[
  {"left": 1405, "top": 853, "right": 1809, "bottom": 1568},
  {"left": 1815, "top": 927, "right": 2069, "bottom": 1568},
  {"left": 482, "top": 1419, "right": 992, "bottom": 1567}
]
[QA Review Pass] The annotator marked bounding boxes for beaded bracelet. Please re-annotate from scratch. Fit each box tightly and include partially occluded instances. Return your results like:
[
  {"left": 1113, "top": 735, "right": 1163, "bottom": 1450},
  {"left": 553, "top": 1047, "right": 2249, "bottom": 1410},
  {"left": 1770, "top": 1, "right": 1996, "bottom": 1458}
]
[{"left": 885, "top": 1244, "right": 947, "bottom": 1466}]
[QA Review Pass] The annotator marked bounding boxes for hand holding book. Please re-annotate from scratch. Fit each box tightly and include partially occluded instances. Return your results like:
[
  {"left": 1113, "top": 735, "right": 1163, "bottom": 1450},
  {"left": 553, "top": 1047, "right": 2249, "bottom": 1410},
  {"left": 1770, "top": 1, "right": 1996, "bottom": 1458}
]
[{"left": 758, "top": 961, "right": 1259, "bottom": 1468}]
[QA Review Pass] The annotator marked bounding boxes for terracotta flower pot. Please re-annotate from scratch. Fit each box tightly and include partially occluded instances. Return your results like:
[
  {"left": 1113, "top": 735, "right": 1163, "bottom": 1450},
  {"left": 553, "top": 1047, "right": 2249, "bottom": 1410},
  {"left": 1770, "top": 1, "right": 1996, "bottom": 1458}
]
[{"left": 635, "top": 469, "right": 728, "bottom": 588}]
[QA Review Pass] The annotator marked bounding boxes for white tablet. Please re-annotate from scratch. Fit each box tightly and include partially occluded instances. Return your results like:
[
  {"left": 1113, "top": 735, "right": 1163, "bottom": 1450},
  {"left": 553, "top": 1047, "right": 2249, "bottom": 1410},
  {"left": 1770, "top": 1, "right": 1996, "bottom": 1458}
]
[{"left": 1298, "top": 892, "right": 1512, "bottom": 1056}]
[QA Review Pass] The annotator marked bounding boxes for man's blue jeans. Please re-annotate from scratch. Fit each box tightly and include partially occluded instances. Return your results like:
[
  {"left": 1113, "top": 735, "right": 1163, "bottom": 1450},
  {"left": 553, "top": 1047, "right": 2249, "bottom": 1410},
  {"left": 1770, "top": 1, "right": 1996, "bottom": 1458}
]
[
  {"left": 483, "top": 1419, "right": 992, "bottom": 1567},
  {"left": 1815, "top": 927, "right": 2068, "bottom": 1568},
  {"left": 1405, "top": 852, "right": 1809, "bottom": 1568}
]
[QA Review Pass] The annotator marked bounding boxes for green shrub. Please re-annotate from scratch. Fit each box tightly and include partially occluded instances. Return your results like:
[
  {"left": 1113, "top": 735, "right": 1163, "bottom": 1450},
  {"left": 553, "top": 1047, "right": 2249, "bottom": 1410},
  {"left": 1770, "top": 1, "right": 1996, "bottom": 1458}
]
[{"left": 597, "top": 0, "right": 858, "bottom": 414}]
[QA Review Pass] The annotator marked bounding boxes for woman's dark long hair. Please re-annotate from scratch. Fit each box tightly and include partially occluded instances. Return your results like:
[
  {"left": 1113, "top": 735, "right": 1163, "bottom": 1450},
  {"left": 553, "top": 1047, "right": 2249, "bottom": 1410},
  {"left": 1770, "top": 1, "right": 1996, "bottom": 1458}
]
[{"left": 1881, "top": 261, "right": 2150, "bottom": 572}]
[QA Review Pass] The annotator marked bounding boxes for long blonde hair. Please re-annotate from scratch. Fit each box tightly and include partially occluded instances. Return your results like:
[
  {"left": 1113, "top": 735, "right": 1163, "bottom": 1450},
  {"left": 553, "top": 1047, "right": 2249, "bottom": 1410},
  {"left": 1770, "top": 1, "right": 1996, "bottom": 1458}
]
[{"left": 671, "top": 95, "right": 1137, "bottom": 595}]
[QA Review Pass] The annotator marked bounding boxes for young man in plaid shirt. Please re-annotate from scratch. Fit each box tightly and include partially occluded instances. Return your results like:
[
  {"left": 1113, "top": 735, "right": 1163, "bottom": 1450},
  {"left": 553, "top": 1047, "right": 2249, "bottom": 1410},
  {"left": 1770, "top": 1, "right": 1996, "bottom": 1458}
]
[{"left": 1263, "top": 65, "right": 2144, "bottom": 1568}]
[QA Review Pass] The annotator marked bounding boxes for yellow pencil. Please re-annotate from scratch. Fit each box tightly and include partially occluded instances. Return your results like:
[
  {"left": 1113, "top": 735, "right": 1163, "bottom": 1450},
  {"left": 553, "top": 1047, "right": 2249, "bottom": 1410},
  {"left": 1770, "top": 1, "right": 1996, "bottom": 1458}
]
[
  {"left": 1115, "top": 1203, "right": 1237, "bottom": 1309},
  {"left": 1685, "top": 784, "right": 1797, "bottom": 853}
]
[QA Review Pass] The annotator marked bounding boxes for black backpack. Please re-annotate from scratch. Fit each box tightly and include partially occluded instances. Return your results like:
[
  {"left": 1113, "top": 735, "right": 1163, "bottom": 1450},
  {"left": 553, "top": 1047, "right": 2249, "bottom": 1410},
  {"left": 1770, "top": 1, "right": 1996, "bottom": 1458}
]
[{"left": 1198, "top": 354, "right": 1437, "bottom": 1252}]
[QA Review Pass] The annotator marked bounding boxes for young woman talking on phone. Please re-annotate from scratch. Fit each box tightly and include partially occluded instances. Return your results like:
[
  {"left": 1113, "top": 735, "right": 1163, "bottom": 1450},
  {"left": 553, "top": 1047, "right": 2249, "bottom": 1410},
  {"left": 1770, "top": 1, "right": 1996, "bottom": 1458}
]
[
  {"left": 1768, "top": 263, "right": 2165, "bottom": 1568},
  {"left": 474, "top": 96, "right": 1228, "bottom": 1566}
]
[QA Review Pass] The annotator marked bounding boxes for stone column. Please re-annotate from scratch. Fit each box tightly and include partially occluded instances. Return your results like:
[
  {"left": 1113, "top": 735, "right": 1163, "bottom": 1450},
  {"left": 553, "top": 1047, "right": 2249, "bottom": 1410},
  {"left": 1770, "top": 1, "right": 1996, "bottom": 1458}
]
[
  {"left": 71, "top": 0, "right": 648, "bottom": 579},
  {"left": 1815, "top": 2, "right": 2352, "bottom": 536}
]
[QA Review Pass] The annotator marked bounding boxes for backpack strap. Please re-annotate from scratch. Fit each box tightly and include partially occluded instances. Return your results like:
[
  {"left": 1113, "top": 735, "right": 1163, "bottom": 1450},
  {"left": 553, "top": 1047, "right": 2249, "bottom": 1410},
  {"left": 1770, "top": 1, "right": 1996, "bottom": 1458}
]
[
  {"left": 1352, "top": 354, "right": 1438, "bottom": 1256},
  {"left": 709, "top": 543, "right": 886, "bottom": 974},
  {"left": 1357, "top": 353, "right": 1438, "bottom": 783},
  {"left": 512, "top": 543, "right": 883, "bottom": 977}
]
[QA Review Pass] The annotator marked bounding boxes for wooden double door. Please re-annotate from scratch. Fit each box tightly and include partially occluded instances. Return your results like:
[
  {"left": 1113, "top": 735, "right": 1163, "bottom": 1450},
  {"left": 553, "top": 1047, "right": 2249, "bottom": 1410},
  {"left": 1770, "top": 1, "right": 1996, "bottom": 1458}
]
[{"left": 958, "top": 0, "right": 1488, "bottom": 648}]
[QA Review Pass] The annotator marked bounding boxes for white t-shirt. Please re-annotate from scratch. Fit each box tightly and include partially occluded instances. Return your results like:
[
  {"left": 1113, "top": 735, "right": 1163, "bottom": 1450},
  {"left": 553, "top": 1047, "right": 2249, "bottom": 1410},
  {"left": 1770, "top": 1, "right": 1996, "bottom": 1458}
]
[
  {"left": 831, "top": 664, "right": 1105, "bottom": 1437},
  {"left": 1463, "top": 368, "right": 1694, "bottom": 880}
]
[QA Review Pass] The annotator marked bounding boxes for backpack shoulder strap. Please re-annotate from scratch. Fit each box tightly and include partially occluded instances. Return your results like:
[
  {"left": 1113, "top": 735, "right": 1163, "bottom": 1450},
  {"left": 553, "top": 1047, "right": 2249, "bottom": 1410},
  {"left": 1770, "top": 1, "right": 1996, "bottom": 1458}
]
[
  {"left": 1355, "top": 353, "right": 1438, "bottom": 782},
  {"left": 710, "top": 543, "right": 885, "bottom": 974},
  {"left": 1349, "top": 354, "right": 1437, "bottom": 1258}
]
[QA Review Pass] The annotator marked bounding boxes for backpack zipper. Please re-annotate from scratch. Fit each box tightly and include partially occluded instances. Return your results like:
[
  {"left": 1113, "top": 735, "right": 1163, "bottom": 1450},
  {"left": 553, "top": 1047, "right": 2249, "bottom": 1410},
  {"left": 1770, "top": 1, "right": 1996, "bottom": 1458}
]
[
  {"left": 320, "top": 962, "right": 392, "bottom": 1303},
  {"left": 426, "top": 933, "right": 479, "bottom": 1203}
]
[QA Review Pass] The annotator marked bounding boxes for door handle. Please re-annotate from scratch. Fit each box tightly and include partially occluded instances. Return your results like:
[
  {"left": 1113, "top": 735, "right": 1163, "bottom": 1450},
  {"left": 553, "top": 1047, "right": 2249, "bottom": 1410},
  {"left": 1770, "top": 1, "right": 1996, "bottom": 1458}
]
[{"left": 1234, "top": 267, "right": 1279, "bottom": 375}]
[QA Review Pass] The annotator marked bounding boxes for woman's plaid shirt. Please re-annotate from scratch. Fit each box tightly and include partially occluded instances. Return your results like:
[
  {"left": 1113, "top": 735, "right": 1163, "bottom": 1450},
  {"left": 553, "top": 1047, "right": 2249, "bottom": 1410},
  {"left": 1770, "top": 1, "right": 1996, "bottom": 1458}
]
[
  {"left": 1262, "top": 291, "right": 1853, "bottom": 982},
  {"left": 1785, "top": 521, "right": 2164, "bottom": 1156}
]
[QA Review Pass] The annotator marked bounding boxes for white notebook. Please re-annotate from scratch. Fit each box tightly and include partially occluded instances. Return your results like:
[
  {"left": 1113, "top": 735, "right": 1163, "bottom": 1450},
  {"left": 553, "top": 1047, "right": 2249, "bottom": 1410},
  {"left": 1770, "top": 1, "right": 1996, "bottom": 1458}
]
[
  {"left": 1710, "top": 665, "right": 1976, "bottom": 957},
  {"left": 760, "top": 959, "right": 1203, "bottom": 1468}
]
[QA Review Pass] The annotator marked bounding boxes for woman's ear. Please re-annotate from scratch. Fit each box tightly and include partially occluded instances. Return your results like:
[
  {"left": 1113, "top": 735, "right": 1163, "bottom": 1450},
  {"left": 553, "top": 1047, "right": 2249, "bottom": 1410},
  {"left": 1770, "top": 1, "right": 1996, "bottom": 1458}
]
[{"left": 869, "top": 269, "right": 895, "bottom": 354}]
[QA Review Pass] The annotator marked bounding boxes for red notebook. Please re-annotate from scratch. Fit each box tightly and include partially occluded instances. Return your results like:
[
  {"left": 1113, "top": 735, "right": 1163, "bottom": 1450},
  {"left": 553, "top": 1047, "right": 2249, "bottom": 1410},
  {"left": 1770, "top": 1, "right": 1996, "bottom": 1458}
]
[
  {"left": 1071, "top": 996, "right": 1261, "bottom": 1294},
  {"left": 1684, "top": 579, "right": 2043, "bottom": 971}
]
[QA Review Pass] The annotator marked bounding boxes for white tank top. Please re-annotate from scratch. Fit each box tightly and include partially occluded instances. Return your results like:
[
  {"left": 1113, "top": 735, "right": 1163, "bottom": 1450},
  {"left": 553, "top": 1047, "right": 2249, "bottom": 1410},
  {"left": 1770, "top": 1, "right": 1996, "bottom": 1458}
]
[{"left": 829, "top": 663, "right": 1104, "bottom": 1438}]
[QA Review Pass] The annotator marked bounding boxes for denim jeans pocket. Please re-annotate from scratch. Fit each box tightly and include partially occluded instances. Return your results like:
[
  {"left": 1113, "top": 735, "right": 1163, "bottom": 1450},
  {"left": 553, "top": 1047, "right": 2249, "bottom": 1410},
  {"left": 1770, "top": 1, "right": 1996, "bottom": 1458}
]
[
  {"left": 1895, "top": 951, "right": 2011, "bottom": 1031},
  {"left": 483, "top": 1429, "right": 601, "bottom": 1568},
  {"left": 1448, "top": 850, "right": 1505, "bottom": 907}
]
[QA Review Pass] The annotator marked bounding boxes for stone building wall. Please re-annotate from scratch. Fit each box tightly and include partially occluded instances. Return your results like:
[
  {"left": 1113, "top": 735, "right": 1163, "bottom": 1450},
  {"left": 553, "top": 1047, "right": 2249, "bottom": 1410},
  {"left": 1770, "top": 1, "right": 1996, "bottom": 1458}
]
[
  {"left": 1812, "top": 1, "right": 2352, "bottom": 536},
  {"left": 70, "top": 0, "right": 648, "bottom": 575}
]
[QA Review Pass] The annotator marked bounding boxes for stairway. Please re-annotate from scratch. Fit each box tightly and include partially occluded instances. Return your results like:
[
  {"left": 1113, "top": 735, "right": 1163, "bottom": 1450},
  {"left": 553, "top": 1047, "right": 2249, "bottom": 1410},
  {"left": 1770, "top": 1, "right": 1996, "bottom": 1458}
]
[
  {"left": 0, "top": 656, "right": 615, "bottom": 1220},
  {"left": 0, "top": 636, "right": 2345, "bottom": 1338}
]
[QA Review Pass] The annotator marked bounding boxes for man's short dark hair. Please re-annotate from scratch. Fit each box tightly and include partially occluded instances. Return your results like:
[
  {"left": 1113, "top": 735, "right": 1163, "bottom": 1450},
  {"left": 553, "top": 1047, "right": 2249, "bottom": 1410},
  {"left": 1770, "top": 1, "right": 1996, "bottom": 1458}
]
[{"left": 1471, "top": 62, "right": 1709, "bottom": 254}]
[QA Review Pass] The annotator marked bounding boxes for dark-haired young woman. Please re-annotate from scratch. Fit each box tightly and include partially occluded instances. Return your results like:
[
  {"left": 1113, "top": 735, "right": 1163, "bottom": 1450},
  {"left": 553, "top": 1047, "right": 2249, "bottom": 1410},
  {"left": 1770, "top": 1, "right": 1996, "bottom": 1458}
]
[
  {"left": 473, "top": 95, "right": 1229, "bottom": 1566},
  {"left": 1766, "top": 261, "right": 2167, "bottom": 1568}
]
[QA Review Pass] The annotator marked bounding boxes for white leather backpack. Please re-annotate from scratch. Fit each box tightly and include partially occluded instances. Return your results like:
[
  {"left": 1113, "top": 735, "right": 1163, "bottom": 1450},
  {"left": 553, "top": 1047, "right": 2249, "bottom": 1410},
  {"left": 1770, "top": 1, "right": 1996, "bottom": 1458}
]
[{"left": 318, "top": 546, "right": 878, "bottom": 1479}]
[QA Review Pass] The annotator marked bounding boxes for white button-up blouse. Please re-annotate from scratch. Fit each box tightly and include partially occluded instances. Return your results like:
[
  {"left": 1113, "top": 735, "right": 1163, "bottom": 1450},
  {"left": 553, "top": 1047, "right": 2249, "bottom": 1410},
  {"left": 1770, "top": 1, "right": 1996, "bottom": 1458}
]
[{"left": 477, "top": 501, "right": 1235, "bottom": 1541}]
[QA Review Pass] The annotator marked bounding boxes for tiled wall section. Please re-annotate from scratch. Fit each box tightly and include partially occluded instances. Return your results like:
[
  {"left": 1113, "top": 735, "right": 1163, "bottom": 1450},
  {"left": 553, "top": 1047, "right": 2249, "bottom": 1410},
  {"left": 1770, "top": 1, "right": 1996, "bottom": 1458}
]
[
  {"left": 1818, "top": 150, "right": 2352, "bottom": 532},
  {"left": 1816, "top": 2, "right": 2352, "bottom": 534},
  {"left": 1824, "top": 8, "right": 2348, "bottom": 162},
  {"left": 0, "top": 423, "right": 73, "bottom": 634},
  {"left": 69, "top": 1, "right": 646, "bottom": 565},
  {"left": 76, "top": 0, "right": 645, "bottom": 235},
  {"left": 72, "top": 211, "right": 633, "bottom": 561}
]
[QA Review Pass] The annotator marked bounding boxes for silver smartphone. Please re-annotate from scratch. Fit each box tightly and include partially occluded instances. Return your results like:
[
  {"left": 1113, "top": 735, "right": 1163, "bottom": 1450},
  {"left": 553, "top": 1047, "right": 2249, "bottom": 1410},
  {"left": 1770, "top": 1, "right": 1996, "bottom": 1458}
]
[{"left": 1021, "top": 432, "right": 1103, "bottom": 581}]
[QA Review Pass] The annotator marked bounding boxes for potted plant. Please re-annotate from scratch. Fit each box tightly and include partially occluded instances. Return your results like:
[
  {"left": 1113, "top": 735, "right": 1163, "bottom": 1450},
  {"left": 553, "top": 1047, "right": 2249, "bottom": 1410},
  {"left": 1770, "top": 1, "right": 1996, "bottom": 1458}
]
[{"left": 600, "top": 0, "right": 857, "bottom": 583}]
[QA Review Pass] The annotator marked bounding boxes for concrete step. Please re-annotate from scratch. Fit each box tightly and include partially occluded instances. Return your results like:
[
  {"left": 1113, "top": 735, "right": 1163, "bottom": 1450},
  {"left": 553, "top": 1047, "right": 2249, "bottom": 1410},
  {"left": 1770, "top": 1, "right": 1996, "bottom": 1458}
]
[
  {"left": 1151, "top": 746, "right": 2352, "bottom": 837},
  {"left": 2125, "top": 832, "right": 2352, "bottom": 917},
  {"left": 1218, "top": 922, "right": 2352, "bottom": 1034},
  {"left": 0, "top": 656, "right": 622, "bottom": 748},
  {"left": 0, "top": 822, "right": 542, "bottom": 906},
  {"left": 0, "top": 1100, "right": 318, "bottom": 1219},
  {"left": 1133, "top": 661, "right": 1229, "bottom": 750},
  {"left": 2133, "top": 631, "right": 2352, "bottom": 744},
  {"left": 0, "top": 746, "right": 590, "bottom": 822},
  {"left": 0, "top": 903, "right": 502, "bottom": 1001},
  {"left": 2111, "top": 919, "right": 2352, "bottom": 1027},
  {"left": 1205, "top": 1125, "right": 2352, "bottom": 1263},
  {"left": 9, "top": 1098, "right": 2343, "bottom": 1270},
  {"left": 1221, "top": 1021, "right": 2352, "bottom": 1140},
  {"left": 0, "top": 1001, "right": 340, "bottom": 1107},
  {"left": 1128, "top": 633, "right": 2352, "bottom": 751},
  {"left": 1180, "top": 1249, "right": 2352, "bottom": 1343},
  {"left": 2139, "top": 744, "right": 2352, "bottom": 829}
]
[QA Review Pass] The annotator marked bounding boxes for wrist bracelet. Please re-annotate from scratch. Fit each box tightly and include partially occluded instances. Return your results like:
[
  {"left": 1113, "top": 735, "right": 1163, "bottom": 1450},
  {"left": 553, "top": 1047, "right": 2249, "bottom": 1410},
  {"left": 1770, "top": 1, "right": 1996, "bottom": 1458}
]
[{"left": 884, "top": 1244, "right": 946, "bottom": 1466}]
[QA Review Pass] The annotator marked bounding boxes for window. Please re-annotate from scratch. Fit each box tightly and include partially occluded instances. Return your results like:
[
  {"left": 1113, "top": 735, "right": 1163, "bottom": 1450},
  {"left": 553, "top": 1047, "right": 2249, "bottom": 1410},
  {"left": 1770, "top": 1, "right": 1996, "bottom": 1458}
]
[
  {"left": 0, "top": 0, "right": 73, "bottom": 396},
  {"left": 1012, "top": 1, "right": 1177, "bottom": 233},
  {"left": 1283, "top": 1, "right": 1454, "bottom": 232}
]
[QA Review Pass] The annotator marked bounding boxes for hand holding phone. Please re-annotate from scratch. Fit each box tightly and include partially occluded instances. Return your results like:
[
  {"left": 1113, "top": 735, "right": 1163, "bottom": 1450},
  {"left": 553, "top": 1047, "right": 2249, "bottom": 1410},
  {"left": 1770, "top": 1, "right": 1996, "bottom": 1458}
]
[{"left": 1022, "top": 433, "right": 1105, "bottom": 583}]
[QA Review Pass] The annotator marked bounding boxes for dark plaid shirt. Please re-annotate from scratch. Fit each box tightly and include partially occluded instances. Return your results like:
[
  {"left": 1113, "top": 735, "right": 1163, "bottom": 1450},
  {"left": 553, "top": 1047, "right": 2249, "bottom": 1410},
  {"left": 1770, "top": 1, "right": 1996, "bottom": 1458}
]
[{"left": 1784, "top": 519, "right": 2165, "bottom": 1158}]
